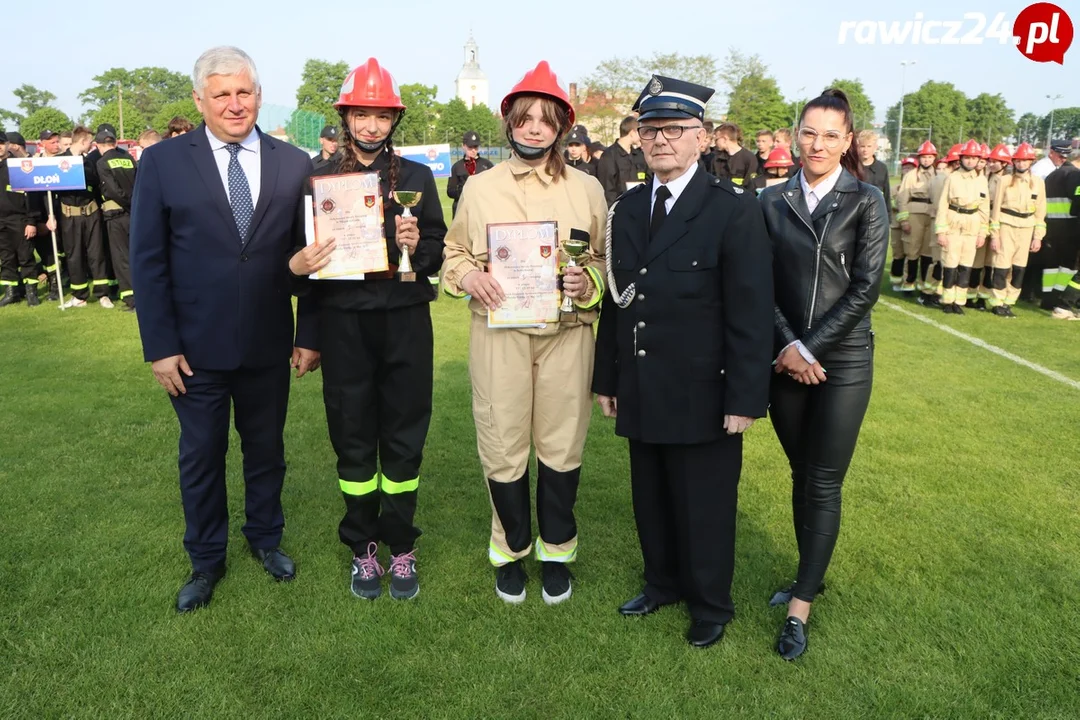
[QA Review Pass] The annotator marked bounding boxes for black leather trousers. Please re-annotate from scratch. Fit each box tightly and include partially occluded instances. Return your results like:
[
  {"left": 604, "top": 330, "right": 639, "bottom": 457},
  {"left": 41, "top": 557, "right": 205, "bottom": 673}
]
[{"left": 768, "top": 330, "right": 874, "bottom": 602}]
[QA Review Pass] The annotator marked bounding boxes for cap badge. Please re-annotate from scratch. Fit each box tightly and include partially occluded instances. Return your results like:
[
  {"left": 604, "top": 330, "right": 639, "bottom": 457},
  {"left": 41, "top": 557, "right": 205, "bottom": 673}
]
[{"left": 648, "top": 77, "right": 663, "bottom": 96}]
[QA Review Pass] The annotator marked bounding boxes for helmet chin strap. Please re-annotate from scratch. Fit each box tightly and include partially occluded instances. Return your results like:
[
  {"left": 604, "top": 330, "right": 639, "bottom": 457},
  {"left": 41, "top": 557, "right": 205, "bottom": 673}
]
[
  {"left": 507, "top": 128, "right": 561, "bottom": 160},
  {"left": 341, "top": 109, "right": 406, "bottom": 156}
]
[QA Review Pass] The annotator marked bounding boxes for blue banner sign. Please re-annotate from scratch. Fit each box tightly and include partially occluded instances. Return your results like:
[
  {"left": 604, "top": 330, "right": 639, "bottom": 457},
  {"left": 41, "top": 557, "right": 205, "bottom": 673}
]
[
  {"left": 395, "top": 144, "right": 452, "bottom": 178},
  {"left": 5, "top": 156, "right": 87, "bottom": 192}
]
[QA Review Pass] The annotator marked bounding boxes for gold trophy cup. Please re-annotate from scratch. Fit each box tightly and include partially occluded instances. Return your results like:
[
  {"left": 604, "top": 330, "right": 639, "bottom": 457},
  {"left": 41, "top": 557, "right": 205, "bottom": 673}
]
[
  {"left": 391, "top": 190, "right": 422, "bottom": 282},
  {"left": 560, "top": 238, "right": 591, "bottom": 319}
]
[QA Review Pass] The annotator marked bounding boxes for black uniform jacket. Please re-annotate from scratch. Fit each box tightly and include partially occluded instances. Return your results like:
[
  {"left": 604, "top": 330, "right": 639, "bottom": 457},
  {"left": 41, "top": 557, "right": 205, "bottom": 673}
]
[
  {"left": 96, "top": 148, "right": 137, "bottom": 213},
  {"left": 597, "top": 142, "right": 649, "bottom": 206},
  {"left": 299, "top": 151, "right": 447, "bottom": 313},
  {"left": 568, "top": 157, "right": 598, "bottom": 177},
  {"left": 446, "top": 156, "right": 494, "bottom": 216},
  {"left": 758, "top": 169, "right": 888, "bottom": 360},
  {"left": 592, "top": 167, "right": 775, "bottom": 445},
  {"left": 0, "top": 163, "right": 44, "bottom": 227},
  {"left": 55, "top": 149, "right": 101, "bottom": 207}
]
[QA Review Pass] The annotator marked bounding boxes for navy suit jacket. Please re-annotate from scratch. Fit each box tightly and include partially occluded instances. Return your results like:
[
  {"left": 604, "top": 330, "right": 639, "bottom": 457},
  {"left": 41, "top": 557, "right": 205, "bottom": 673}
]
[{"left": 130, "top": 124, "right": 317, "bottom": 369}]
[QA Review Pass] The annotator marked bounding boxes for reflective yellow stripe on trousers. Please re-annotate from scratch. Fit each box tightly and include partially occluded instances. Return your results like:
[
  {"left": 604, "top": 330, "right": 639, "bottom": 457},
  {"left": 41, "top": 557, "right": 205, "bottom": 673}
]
[
  {"left": 380, "top": 474, "right": 418, "bottom": 495},
  {"left": 339, "top": 476, "right": 378, "bottom": 496}
]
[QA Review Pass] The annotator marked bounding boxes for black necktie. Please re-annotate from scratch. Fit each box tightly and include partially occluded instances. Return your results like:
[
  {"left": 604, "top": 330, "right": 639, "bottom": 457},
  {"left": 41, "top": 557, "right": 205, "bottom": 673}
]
[{"left": 651, "top": 185, "right": 671, "bottom": 241}]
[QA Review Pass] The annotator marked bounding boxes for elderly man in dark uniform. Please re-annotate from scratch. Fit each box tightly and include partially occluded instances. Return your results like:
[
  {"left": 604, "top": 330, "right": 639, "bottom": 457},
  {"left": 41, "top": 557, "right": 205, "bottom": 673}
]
[{"left": 592, "top": 75, "right": 774, "bottom": 649}]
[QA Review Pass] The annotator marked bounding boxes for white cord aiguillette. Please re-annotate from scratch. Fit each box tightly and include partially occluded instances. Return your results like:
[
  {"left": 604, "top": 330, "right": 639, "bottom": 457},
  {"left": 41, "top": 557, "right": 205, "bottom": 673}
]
[{"left": 604, "top": 199, "right": 637, "bottom": 308}]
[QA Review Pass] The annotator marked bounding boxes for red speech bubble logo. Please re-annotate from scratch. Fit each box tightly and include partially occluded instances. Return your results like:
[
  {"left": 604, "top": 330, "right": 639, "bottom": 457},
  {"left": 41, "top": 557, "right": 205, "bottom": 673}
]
[{"left": 1014, "top": 3, "right": 1073, "bottom": 64}]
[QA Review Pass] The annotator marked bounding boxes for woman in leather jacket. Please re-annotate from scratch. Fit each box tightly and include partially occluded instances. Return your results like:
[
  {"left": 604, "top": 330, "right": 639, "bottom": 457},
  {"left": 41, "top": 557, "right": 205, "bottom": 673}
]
[{"left": 758, "top": 89, "right": 888, "bottom": 661}]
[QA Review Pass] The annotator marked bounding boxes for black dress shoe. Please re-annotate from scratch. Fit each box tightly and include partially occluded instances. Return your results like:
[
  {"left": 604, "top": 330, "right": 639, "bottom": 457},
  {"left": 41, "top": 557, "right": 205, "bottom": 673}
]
[
  {"left": 619, "top": 593, "right": 665, "bottom": 616},
  {"left": 768, "top": 582, "right": 826, "bottom": 607},
  {"left": 777, "top": 616, "right": 808, "bottom": 660},
  {"left": 251, "top": 546, "right": 296, "bottom": 581},
  {"left": 686, "top": 619, "right": 726, "bottom": 648},
  {"left": 176, "top": 569, "right": 225, "bottom": 613}
]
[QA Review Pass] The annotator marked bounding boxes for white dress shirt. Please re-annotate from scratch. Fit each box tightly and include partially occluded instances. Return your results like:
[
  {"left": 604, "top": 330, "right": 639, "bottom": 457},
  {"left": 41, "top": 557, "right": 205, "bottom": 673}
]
[
  {"left": 205, "top": 125, "right": 261, "bottom": 208},
  {"left": 1030, "top": 156, "right": 1056, "bottom": 180},
  {"left": 650, "top": 161, "right": 698, "bottom": 216},
  {"left": 799, "top": 162, "right": 843, "bottom": 213}
]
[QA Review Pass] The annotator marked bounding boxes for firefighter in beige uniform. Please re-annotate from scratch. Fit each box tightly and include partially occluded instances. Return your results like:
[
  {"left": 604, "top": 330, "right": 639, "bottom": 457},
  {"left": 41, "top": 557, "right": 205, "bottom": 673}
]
[
  {"left": 892, "top": 157, "right": 916, "bottom": 290},
  {"left": 441, "top": 61, "right": 608, "bottom": 606},
  {"left": 987, "top": 142, "right": 1046, "bottom": 318},
  {"left": 896, "top": 141, "right": 937, "bottom": 302},
  {"left": 972, "top": 144, "right": 1013, "bottom": 309},
  {"left": 926, "top": 145, "right": 962, "bottom": 303},
  {"left": 934, "top": 140, "right": 990, "bottom": 314}
]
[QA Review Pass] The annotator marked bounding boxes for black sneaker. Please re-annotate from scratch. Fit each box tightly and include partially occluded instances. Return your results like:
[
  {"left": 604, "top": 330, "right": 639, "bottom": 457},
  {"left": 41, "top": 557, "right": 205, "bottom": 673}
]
[
  {"left": 1002, "top": 305, "right": 1018, "bottom": 318},
  {"left": 942, "top": 303, "right": 955, "bottom": 314},
  {"left": 388, "top": 550, "right": 419, "bottom": 600},
  {"left": 953, "top": 303, "right": 965, "bottom": 315},
  {"left": 541, "top": 562, "right": 573, "bottom": 606},
  {"left": 350, "top": 542, "right": 383, "bottom": 600},
  {"left": 992, "top": 305, "right": 1011, "bottom": 318},
  {"left": 495, "top": 560, "right": 527, "bottom": 604}
]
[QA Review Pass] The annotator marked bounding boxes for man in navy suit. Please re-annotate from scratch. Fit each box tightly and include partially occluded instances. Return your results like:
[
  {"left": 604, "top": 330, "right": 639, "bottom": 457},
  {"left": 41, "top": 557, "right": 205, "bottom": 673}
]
[{"left": 130, "top": 46, "right": 319, "bottom": 613}]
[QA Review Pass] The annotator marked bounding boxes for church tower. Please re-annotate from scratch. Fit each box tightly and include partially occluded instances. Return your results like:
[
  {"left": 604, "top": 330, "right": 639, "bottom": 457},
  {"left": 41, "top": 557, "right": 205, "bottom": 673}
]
[{"left": 454, "top": 32, "right": 489, "bottom": 110}]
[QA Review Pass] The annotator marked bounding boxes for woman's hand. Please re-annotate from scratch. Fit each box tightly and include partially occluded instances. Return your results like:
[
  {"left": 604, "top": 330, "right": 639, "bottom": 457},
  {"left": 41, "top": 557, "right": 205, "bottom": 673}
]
[
  {"left": 900, "top": 221, "right": 911, "bottom": 235},
  {"left": 774, "top": 344, "right": 811, "bottom": 378},
  {"left": 937, "top": 233, "right": 948, "bottom": 248},
  {"left": 562, "top": 265, "right": 589, "bottom": 299},
  {"left": 990, "top": 236, "right": 1001, "bottom": 254},
  {"left": 395, "top": 215, "right": 419, "bottom": 254},
  {"left": 461, "top": 269, "right": 505, "bottom": 311},
  {"left": 289, "top": 239, "right": 335, "bottom": 276},
  {"left": 796, "top": 362, "right": 828, "bottom": 385},
  {"left": 1031, "top": 239, "right": 1042, "bottom": 253}
]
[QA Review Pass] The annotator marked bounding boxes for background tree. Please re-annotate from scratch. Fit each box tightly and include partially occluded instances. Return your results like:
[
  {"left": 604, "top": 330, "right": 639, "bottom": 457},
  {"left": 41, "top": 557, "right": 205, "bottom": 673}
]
[
  {"left": 151, "top": 98, "right": 202, "bottom": 135},
  {"left": 20, "top": 108, "right": 74, "bottom": 142},
  {"left": 295, "top": 59, "right": 349, "bottom": 122},
  {"left": 884, "top": 81, "right": 967, "bottom": 156},
  {"left": 465, "top": 103, "right": 500, "bottom": 147},
  {"left": 2, "top": 83, "right": 58, "bottom": 127},
  {"left": 396, "top": 84, "right": 438, "bottom": 145},
  {"left": 726, "top": 73, "right": 790, "bottom": 145},
  {"left": 1015, "top": 112, "right": 1042, "bottom": 144},
  {"left": 965, "top": 92, "right": 1015, "bottom": 144},
  {"left": 436, "top": 98, "right": 471, "bottom": 146},
  {"left": 826, "top": 78, "right": 875, "bottom": 130},
  {"left": 91, "top": 101, "right": 149, "bottom": 139},
  {"left": 79, "top": 67, "right": 192, "bottom": 120},
  {"left": 718, "top": 50, "right": 769, "bottom": 109},
  {"left": 1042, "top": 106, "right": 1080, "bottom": 143},
  {"left": 286, "top": 109, "right": 327, "bottom": 150}
]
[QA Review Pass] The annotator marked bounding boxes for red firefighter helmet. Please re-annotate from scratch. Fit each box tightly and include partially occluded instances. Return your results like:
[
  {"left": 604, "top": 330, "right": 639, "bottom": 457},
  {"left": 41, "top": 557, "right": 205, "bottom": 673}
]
[
  {"left": 959, "top": 139, "right": 982, "bottom": 157},
  {"left": 979, "top": 143, "right": 991, "bottom": 159},
  {"left": 334, "top": 58, "right": 406, "bottom": 110},
  {"left": 916, "top": 140, "right": 937, "bottom": 156},
  {"left": 944, "top": 144, "right": 962, "bottom": 163},
  {"left": 501, "top": 61, "right": 575, "bottom": 130},
  {"left": 1012, "top": 142, "right": 1036, "bottom": 161},
  {"left": 989, "top": 144, "right": 1012, "bottom": 162},
  {"left": 763, "top": 147, "right": 794, "bottom": 169},
  {"left": 901, "top": 156, "right": 917, "bottom": 167}
]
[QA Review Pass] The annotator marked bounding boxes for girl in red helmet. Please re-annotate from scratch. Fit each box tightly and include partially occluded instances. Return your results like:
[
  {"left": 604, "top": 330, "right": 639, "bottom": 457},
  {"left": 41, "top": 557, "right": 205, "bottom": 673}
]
[
  {"left": 971, "top": 144, "right": 1014, "bottom": 309},
  {"left": 896, "top": 141, "right": 938, "bottom": 299},
  {"left": 933, "top": 140, "right": 990, "bottom": 314},
  {"left": 289, "top": 58, "right": 447, "bottom": 601},
  {"left": 441, "top": 61, "right": 608, "bottom": 606},
  {"left": 987, "top": 143, "right": 1046, "bottom": 317},
  {"left": 751, "top": 147, "right": 793, "bottom": 195}
]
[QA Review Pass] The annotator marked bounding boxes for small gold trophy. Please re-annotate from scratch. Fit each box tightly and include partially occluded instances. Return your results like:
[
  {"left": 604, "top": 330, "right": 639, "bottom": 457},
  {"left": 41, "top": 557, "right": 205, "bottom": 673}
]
[
  {"left": 560, "top": 238, "right": 591, "bottom": 320},
  {"left": 391, "top": 190, "right": 422, "bottom": 282}
]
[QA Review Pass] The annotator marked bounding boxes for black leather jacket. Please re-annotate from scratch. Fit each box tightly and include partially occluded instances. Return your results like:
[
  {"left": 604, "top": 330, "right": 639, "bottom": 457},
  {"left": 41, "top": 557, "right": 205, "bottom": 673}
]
[{"left": 759, "top": 168, "right": 888, "bottom": 358}]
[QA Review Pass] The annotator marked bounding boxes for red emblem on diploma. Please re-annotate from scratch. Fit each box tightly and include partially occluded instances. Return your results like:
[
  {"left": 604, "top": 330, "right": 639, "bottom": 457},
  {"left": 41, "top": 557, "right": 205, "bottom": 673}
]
[
  {"left": 320, "top": 198, "right": 335, "bottom": 213},
  {"left": 365, "top": 195, "right": 376, "bottom": 208},
  {"left": 496, "top": 246, "right": 510, "bottom": 261},
  {"left": 540, "top": 245, "right": 552, "bottom": 258}
]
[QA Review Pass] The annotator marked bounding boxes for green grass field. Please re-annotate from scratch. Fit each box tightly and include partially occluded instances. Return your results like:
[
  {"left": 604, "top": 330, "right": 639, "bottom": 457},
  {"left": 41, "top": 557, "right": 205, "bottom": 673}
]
[{"left": 1, "top": 178, "right": 1079, "bottom": 718}]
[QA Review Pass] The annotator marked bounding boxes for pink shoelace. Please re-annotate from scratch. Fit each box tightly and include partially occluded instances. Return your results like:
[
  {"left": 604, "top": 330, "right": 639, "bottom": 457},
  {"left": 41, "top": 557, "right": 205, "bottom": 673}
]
[
  {"left": 354, "top": 542, "right": 384, "bottom": 580},
  {"left": 389, "top": 551, "right": 416, "bottom": 578}
]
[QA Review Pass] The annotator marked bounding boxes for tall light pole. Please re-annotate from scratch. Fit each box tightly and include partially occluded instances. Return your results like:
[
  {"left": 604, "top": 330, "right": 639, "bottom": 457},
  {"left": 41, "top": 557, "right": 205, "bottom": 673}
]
[
  {"left": 895, "top": 60, "right": 915, "bottom": 173},
  {"left": 1046, "top": 93, "right": 1064, "bottom": 148}
]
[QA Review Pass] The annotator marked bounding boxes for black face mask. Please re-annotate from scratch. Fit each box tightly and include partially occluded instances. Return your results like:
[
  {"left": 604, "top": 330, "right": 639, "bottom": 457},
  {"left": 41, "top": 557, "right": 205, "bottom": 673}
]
[
  {"left": 341, "top": 109, "right": 405, "bottom": 156},
  {"left": 508, "top": 136, "right": 553, "bottom": 160},
  {"left": 1013, "top": 165, "right": 1029, "bottom": 174}
]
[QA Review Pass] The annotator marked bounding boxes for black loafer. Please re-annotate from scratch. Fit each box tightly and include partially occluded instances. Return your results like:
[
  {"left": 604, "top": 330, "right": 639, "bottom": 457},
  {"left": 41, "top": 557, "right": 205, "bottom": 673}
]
[
  {"left": 768, "top": 582, "right": 826, "bottom": 607},
  {"left": 251, "top": 546, "right": 296, "bottom": 581},
  {"left": 176, "top": 568, "right": 226, "bottom": 613},
  {"left": 777, "top": 616, "right": 808, "bottom": 660},
  {"left": 686, "top": 619, "right": 726, "bottom": 648},
  {"left": 618, "top": 593, "right": 667, "bottom": 616}
]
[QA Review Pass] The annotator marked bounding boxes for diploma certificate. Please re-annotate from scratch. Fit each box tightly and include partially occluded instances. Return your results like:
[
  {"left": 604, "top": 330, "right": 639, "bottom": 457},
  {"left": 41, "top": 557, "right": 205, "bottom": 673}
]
[
  {"left": 486, "top": 221, "right": 561, "bottom": 328},
  {"left": 307, "top": 172, "right": 389, "bottom": 279}
]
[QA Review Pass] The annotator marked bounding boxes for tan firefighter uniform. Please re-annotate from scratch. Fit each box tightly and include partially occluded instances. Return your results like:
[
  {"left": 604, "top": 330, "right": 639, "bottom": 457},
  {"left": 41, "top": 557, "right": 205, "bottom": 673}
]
[
  {"left": 988, "top": 171, "right": 1047, "bottom": 307},
  {"left": 934, "top": 166, "right": 990, "bottom": 307},
  {"left": 896, "top": 164, "right": 937, "bottom": 295},
  {"left": 441, "top": 156, "right": 608, "bottom": 566},
  {"left": 972, "top": 168, "right": 1007, "bottom": 303}
]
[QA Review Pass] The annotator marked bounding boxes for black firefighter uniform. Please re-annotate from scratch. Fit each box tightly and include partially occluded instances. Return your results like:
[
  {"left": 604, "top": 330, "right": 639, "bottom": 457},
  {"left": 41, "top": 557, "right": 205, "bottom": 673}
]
[
  {"left": 441, "top": 155, "right": 608, "bottom": 567},
  {"left": 56, "top": 149, "right": 111, "bottom": 300},
  {"left": 0, "top": 161, "right": 44, "bottom": 301},
  {"left": 96, "top": 147, "right": 138, "bottom": 306}
]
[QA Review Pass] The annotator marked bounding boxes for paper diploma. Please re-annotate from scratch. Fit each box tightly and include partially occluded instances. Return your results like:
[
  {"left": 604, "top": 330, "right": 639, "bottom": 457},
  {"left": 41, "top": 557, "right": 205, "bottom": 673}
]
[
  {"left": 486, "top": 221, "right": 561, "bottom": 328},
  {"left": 307, "top": 171, "right": 389, "bottom": 279}
]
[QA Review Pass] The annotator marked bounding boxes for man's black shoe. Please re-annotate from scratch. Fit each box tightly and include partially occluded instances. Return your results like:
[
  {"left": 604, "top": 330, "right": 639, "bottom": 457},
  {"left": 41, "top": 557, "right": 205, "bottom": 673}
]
[
  {"left": 618, "top": 593, "right": 669, "bottom": 616},
  {"left": 686, "top": 619, "right": 726, "bottom": 648},
  {"left": 251, "top": 546, "right": 295, "bottom": 581},
  {"left": 176, "top": 568, "right": 226, "bottom": 613}
]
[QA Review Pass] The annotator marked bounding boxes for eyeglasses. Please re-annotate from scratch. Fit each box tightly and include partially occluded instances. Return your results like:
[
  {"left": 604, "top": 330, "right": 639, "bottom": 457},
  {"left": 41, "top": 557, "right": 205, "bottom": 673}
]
[
  {"left": 797, "top": 128, "right": 849, "bottom": 149},
  {"left": 638, "top": 125, "right": 703, "bottom": 141}
]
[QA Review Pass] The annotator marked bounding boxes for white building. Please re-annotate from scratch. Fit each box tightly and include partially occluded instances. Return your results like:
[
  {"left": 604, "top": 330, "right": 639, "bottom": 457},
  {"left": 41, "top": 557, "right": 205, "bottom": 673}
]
[{"left": 455, "top": 33, "right": 489, "bottom": 110}]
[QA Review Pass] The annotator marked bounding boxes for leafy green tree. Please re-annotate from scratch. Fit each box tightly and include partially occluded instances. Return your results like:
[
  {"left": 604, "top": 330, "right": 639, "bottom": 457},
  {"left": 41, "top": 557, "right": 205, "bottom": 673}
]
[
  {"left": 396, "top": 84, "right": 438, "bottom": 145},
  {"left": 826, "top": 78, "right": 875, "bottom": 129},
  {"left": 726, "top": 74, "right": 790, "bottom": 147},
  {"left": 465, "top": 103, "right": 500, "bottom": 147},
  {"left": 151, "top": 99, "right": 202, "bottom": 135},
  {"left": 1015, "top": 112, "right": 1042, "bottom": 144},
  {"left": 79, "top": 67, "right": 192, "bottom": 119},
  {"left": 91, "top": 101, "right": 149, "bottom": 139},
  {"left": 965, "top": 93, "right": 1015, "bottom": 144},
  {"left": 884, "top": 81, "right": 967, "bottom": 155},
  {"left": 295, "top": 59, "right": 349, "bottom": 122},
  {"left": 20, "top": 108, "right": 74, "bottom": 142},
  {"left": 1042, "top": 107, "right": 1080, "bottom": 143},
  {"left": 436, "top": 98, "right": 471, "bottom": 145},
  {"left": 2, "top": 83, "right": 59, "bottom": 127}
]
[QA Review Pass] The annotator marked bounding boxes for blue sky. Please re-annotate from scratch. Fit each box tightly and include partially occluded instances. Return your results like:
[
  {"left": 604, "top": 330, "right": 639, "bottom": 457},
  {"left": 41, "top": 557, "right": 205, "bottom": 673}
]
[{"left": 5, "top": 0, "right": 1076, "bottom": 130}]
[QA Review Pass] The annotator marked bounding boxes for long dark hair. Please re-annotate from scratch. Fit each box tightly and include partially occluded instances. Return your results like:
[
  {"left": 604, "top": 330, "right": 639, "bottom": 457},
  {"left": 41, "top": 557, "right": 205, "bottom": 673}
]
[
  {"left": 798, "top": 88, "right": 863, "bottom": 181},
  {"left": 337, "top": 108, "right": 402, "bottom": 196}
]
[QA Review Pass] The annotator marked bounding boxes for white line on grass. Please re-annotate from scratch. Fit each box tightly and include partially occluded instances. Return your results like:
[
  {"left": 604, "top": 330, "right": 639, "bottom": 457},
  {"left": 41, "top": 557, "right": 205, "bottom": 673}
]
[{"left": 879, "top": 300, "right": 1080, "bottom": 392}]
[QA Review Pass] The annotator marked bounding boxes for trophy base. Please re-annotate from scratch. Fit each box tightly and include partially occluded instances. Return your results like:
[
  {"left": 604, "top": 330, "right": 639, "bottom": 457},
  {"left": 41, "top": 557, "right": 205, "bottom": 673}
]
[
  {"left": 398, "top": 272, "right": 417, "bottom": 282},
  {"left": 560, "top": 310, "right": 579, "bottom": 323}
]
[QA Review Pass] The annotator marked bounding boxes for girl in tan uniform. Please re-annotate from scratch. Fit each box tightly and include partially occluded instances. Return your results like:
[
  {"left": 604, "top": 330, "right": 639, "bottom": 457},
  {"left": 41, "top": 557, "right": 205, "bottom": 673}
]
[
  {"left": 971, "top": 144, "right": 1012, "bottom": 309},
  {"left": 896, "top": 141, "right": 938, "bottom": 302},
  {"left": 987, "top": 143, "right": 1046, "bottom": 318},
  {"left": 934, "top": 140, "right": 990, "bottom": 314},
  {"left": 441, "top": 61, "right": 608, "bottom": 606}
]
